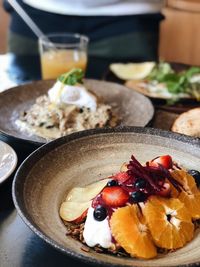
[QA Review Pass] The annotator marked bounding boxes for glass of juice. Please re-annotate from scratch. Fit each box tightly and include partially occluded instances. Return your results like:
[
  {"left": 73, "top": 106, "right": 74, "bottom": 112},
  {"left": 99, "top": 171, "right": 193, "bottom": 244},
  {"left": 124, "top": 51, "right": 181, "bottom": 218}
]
[{"left": 39, "top": 33, "right": 89, "bottom": 79}]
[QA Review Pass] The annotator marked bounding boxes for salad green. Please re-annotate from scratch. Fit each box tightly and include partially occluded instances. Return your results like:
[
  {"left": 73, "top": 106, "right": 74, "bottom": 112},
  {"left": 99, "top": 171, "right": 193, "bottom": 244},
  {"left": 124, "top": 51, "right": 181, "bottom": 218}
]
[
  {"left": 58, "top": 68, "right": 84, "bottom": 86},
  {"left": 147, "top": 62, "right": 200, "bottom": 102}
]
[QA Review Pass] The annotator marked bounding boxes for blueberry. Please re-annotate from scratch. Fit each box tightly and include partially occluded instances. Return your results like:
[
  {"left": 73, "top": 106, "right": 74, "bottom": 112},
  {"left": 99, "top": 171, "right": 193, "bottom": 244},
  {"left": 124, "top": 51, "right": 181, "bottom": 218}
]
[
  {"left": 130, "top": 191, "right": 147, "bottom": 203},
  {"left": 107, "top": 180, "right": 118, "bottom": 187},
  {"left": 93, "top": 205, "right": 107, "bottom": 221},
  {"left": 135, "top": 179, "right": 147, "bottom": 189},
  {"left": 188, "top": 170, "right": 200, "bottom": 187}
]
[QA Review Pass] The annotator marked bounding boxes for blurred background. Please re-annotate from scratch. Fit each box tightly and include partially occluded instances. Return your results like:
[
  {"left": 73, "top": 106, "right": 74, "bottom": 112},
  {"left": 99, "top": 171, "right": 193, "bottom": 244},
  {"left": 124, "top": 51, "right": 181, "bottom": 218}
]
[{"left": 1, "top": 0, "right": 200, "bottom": 65}]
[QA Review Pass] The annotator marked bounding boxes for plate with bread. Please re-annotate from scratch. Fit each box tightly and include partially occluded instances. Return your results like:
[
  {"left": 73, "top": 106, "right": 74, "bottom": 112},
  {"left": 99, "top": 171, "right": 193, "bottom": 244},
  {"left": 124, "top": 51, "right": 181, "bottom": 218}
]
[
  {"left": 109, "top": 61, "right": 200, "bottom": 102},
  {"left": 171, "top": 107, "right": 200, "bottom": 138}
]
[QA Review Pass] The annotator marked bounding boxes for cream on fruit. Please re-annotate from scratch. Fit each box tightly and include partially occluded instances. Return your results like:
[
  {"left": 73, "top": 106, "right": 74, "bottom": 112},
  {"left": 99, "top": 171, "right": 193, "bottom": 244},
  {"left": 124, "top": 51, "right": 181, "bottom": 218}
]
[
  {"left": 83, "top": 206, "right": 113, "bottom": 248},
  {"left": 48, "top": 80, "right": 97, "bottom": 111}
]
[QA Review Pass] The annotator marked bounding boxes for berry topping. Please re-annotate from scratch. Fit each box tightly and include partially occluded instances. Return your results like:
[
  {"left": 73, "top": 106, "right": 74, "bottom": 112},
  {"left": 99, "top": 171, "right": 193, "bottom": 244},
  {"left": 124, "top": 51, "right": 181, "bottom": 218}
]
[
  {"left": 149, "top": 155, "right": 173, "bottom": 169},
  {"left": 127, "top": 155, "right": 181, "bottom": 194},
  {"left": 188, "top": 170, "right": 200, "bottom": 187},
  {"left": 157, "top": 182, "right": 171, "bottom": 197},
  {"left": 130, "top": 191, "right": 147, "bottom": 203},
  {"left": 113, "top": 172, "right": 130, "bottom": 183},
  {"left": 93, "top": 205, "right": 107, "bottom": 221},
  {"left": 101, "top": 186, "right": 129, "bottom": 207},
  {"left": 107, "top": 179, "right": 118, "bottom": 187},
  {"left": 135, "top": 179, "right": 147, "bottom": 189}
]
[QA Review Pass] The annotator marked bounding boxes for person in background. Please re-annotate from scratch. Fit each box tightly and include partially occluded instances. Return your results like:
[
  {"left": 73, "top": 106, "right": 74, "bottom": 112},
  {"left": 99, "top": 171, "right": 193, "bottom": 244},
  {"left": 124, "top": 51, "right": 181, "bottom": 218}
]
[{"left": 3, "top": 0, "right": 164, "bottom": 61}]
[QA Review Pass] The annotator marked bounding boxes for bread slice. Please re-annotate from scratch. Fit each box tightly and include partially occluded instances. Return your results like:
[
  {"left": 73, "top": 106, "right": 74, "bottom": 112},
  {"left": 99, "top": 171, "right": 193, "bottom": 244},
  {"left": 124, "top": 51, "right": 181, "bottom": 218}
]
[{"left": 171, "top": 108, "right": 200, "bottom": 137}]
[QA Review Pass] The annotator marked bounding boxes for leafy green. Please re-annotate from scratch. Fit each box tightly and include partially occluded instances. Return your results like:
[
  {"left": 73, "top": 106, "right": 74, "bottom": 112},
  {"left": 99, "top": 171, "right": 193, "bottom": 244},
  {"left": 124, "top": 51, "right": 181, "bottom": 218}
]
[
  {"left": 147, "top": 62, "right": 200, "bottom": 102},
  {"left": 58, "top": 68, "right": 84, "bottom": 85},
  {"left": 147, "top": 62, "right": 174, "bottom": 82},
  {"left": 187, "top": 83, "right": 200, "bottom": 101},
  {"left": 185, "top": 67, "right": 200, "bottom": 80}
]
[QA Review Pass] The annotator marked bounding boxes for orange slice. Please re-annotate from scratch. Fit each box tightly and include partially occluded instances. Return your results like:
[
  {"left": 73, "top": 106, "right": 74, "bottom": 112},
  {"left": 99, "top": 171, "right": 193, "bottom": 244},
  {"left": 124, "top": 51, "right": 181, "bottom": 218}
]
[
  {"left": 171, "top": 170, "right": 200, "bottom": 219},
  {"left": 110, "top": 205, "right": 157, "bottom": 259},
  {"left": 143, "top": 196, "right": 194, "bottom": 250}
]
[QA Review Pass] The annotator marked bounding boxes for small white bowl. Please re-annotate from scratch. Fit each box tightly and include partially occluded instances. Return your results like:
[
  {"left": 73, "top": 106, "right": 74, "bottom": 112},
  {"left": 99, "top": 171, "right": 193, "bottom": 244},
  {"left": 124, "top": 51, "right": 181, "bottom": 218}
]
[{"left": 0, "top": 140, "right": 18, "bottom": 184}]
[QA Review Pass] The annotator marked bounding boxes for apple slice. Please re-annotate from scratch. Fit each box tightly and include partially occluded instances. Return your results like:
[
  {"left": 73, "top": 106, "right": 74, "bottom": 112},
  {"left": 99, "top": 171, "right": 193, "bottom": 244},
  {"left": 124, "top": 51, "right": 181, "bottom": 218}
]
[
  {"left": 120, "top": 162, "right": 128, "bottom": 172},
  {"left": 66, "top": 179, "right": 109, "bottom": 203},
  {"left": 60, "top": 178, "right": 109, "bottom": 222},
  {"left": 73, "top": 209, "right": 89, "bottom": 224},
  {"left": 60, "top": 201, "right": 91, "bottom": 222}
]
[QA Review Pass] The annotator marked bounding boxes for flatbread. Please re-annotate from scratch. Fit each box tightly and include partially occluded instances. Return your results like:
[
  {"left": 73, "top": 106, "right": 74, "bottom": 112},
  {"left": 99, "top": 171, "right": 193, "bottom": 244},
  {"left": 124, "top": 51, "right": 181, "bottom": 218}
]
[
  {"left": 125, "top": 80, "right": 191, "bottom": 100},
  {"left": 171, "top": 108, "right": 200, "bottom": 137}
]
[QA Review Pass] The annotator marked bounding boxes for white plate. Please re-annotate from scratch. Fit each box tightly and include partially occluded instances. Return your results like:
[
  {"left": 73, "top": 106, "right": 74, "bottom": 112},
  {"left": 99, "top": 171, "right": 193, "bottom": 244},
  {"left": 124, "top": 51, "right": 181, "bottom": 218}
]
[{"left": 0, "top": 141, "right": 18, "bottom": 184}]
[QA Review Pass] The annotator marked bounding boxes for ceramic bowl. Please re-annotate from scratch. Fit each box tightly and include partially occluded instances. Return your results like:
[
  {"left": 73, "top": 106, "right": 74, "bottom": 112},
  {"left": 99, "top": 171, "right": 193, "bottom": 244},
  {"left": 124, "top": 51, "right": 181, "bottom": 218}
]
[
  {"left": 0, "top": 79, "right": 154, "bottom": 145},
  {"left": 13, "top": 127, "right": 200, "bottom": 267},
  {"left": 0, "top": 140, "right": 17, "bottom": 184}
]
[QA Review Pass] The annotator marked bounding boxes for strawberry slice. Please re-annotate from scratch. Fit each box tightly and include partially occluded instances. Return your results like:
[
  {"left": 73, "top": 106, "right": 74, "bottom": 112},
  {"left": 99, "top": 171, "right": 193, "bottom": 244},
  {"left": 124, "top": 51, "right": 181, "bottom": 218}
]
[
  {"left": 113, "top": 172, "right": 130, "bottom": 183},
  {"left": 149, "top": 155, "right": 172, "bottom": 169},
  {"left": 157, "top": 182, "right": 171, "bottom": 197},
  {"left": 101, "top": 186, "right": 129, "bottom": 207}
]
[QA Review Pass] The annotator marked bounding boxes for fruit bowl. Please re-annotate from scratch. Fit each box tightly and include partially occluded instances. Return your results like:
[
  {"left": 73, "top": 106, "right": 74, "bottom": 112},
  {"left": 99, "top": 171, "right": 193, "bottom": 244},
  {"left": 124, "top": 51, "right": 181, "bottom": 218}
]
[{"left": 13, "top": 127, "right": 200, "bottom": 267}]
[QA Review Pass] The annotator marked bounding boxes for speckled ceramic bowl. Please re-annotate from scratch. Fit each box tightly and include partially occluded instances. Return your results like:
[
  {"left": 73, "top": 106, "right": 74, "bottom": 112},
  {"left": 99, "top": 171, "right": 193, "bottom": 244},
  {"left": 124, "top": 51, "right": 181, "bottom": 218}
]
[
  {"left": 0, "top": 79, "right": 154, "bottom": 145},
  {"left": 13, "top": 127, "right": 200, "bottom": 267}
]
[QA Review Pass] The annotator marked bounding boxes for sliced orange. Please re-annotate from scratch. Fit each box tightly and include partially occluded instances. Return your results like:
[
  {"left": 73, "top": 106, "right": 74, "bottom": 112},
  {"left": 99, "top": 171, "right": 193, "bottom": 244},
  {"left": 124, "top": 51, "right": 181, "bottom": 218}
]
[
  {"left": 110, "top": 205, "right": 157, "bottom": 259},
  {"left": 143, "top": 196, "right": 194, "bottom": 250},
  {"left": 171, "top": 170, "right": 200, "bottom": 219}
]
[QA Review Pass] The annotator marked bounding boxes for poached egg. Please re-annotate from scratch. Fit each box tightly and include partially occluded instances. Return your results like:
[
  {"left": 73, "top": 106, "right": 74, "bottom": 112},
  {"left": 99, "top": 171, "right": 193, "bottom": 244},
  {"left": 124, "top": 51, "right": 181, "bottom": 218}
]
[{"left": 48, "top": 80, "right": 97, "bottom": 111}]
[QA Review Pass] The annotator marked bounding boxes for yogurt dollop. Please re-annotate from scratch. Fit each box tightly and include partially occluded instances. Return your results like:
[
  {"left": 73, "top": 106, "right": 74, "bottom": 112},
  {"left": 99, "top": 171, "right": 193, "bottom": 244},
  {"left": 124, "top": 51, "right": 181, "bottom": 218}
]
[
  {"left": 83, "top": 206, "right": 113, "bottom": 248},
  {"left": 48, "top": 80, "right": 97, "bottom": 111}
]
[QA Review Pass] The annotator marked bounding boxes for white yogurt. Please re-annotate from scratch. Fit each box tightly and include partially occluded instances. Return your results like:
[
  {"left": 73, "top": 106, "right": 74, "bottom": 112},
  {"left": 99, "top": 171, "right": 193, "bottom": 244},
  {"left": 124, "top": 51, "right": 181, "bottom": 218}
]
[
  {"left": 83, "top": 206, "right": 113, "bottom": 248},
  {"left": 48, "top": 80, "right": 97, "bottom": 111}
]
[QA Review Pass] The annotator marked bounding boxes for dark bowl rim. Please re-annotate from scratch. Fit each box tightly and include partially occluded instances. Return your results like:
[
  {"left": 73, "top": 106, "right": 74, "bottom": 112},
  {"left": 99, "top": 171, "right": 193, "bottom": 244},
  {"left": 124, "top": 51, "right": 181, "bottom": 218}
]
[
  {"left": 0, "top": 79, "right": 154, "bottom": 146},
  {"left": 0, "top": 81, "right": 44, "bottom": 146},
  {"left": 12, "top": 126, "right": 200, "bottom": 267}
]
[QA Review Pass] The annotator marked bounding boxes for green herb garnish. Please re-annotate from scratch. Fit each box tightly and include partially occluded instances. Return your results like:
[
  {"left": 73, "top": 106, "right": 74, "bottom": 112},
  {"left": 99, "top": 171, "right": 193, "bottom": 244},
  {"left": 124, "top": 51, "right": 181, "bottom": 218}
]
[
  {"left": 147, "top": 62, "right": 174, "bottom": 82},
  {"left": 58, "top": 68, "right": 84, "bottom": 85},
  {"left": 147, "top": 62, "right": 200, "bottom": 103}
]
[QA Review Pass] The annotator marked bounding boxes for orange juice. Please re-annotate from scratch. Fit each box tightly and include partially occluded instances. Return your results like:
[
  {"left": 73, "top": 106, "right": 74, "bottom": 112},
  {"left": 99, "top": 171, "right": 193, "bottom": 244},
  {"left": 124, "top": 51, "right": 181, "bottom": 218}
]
[{"left": 40, "top": 49, "right": 87, "bottom": 79}]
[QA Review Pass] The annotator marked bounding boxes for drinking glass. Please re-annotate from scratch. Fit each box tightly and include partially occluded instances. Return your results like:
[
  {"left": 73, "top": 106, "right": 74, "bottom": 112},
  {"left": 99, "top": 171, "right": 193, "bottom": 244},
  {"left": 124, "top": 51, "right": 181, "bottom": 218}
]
[{"left": 39, "top": 33, "right": 89, "bottom": 79}]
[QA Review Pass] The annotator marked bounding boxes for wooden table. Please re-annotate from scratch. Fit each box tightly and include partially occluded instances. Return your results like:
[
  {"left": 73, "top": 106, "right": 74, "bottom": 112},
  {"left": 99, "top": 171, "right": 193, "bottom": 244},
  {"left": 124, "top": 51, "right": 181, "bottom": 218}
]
[{"left": 0, "top": 53, "right": 196, "bottom": 267}]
